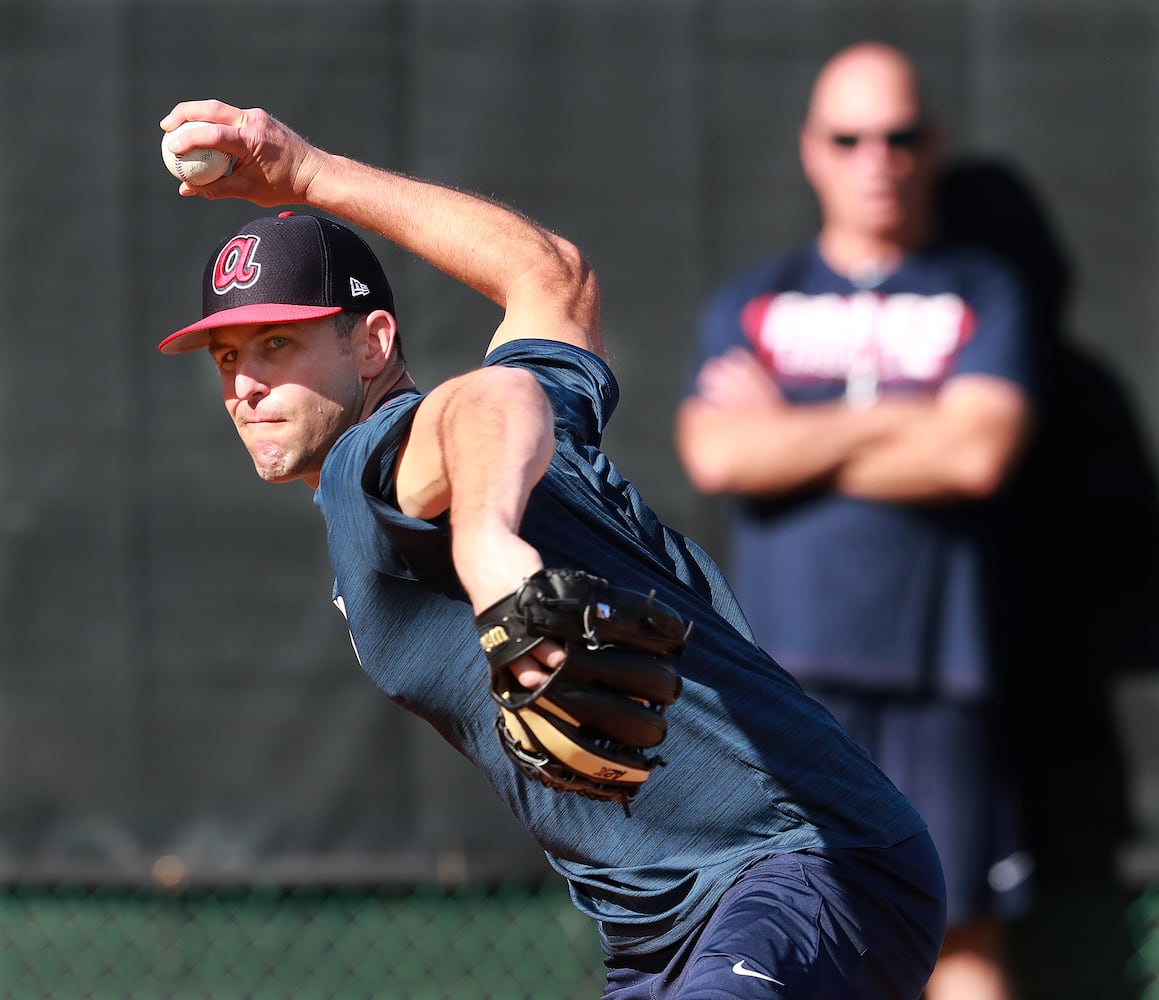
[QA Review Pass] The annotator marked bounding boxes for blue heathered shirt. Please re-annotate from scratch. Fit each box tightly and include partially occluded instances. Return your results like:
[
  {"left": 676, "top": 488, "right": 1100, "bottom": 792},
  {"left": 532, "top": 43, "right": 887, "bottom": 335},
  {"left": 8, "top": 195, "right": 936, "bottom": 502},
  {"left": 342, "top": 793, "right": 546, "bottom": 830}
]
[
  {"left": 315, "top": 338, "right": 925, "bottom": 957},
  {"left": 695, "top": 242, "right": 1038, "bottom": 700}
]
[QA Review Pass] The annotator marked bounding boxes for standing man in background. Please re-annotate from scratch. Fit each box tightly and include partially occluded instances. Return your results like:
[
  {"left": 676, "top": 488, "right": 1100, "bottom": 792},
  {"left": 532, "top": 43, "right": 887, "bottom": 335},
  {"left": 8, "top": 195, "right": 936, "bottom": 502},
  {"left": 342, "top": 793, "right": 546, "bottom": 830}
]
[{"left": 676, "top": 42, "right": 1038, "bottom": 1000}]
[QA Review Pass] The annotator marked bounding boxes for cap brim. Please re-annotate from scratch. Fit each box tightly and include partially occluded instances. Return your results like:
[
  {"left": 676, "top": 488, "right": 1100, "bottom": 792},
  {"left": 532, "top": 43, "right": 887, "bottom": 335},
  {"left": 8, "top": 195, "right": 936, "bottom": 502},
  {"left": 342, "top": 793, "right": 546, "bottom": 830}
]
[{"left": 158, "top": 303, "right": 344, "bottom": 354}]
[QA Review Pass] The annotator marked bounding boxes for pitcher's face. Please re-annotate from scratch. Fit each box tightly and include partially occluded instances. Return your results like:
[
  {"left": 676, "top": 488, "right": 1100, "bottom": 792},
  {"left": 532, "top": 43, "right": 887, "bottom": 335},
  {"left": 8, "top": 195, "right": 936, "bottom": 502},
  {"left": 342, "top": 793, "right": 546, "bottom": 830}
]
[{"left": 209, "top": 318, "right": 365, "bottom": 485}]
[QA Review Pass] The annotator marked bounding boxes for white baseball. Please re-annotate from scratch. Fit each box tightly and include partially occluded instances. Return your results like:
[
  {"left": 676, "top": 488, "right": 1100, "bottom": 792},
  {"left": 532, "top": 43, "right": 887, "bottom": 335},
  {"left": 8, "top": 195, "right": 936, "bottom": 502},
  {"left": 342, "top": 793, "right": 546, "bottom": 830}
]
[{"left": 161, "top": 120, "right": 234, "bottom": 186}]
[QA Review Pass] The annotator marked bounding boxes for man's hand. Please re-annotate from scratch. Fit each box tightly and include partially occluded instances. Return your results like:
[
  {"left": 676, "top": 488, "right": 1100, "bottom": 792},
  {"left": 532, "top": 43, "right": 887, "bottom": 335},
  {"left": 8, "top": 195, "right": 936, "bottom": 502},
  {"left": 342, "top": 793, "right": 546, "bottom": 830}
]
[
  {"left": 159, "top": 100, "right": 327, "bottom": 206},
  {"left": 475, "top": 569, "right": 688, "bottom": 807},
  {"left": 694, "top": 347, "right": 784, "bottom": 410}
]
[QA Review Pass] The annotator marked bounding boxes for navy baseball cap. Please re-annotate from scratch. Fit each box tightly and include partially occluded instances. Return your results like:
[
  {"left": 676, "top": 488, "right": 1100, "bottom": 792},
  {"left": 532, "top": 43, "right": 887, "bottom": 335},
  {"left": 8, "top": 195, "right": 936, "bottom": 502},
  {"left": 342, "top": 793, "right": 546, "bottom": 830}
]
[{"left": 159, "top": 212, "right": 395, "bottom": 354}]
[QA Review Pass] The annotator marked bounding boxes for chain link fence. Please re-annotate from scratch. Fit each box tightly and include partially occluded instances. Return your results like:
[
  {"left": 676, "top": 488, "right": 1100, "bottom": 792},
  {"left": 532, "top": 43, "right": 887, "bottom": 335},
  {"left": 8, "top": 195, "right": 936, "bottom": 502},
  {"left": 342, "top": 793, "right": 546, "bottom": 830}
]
[
  {"left": 1129, "top": 885, "right": 1159, "bottom": 1000},
  {"left": 4, "top": 874, "right": 1158, "bottom": 999},
  {"left": 0, "top": 879, "right": 605, "bottom": 1000}
]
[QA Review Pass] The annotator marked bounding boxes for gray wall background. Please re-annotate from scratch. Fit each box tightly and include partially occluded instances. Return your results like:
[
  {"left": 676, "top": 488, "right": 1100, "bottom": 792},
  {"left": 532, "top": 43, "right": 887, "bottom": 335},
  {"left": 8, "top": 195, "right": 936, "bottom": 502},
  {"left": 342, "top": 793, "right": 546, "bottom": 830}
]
[{"left": 0, "top": 0, "right": 1156, "bottom": 884}]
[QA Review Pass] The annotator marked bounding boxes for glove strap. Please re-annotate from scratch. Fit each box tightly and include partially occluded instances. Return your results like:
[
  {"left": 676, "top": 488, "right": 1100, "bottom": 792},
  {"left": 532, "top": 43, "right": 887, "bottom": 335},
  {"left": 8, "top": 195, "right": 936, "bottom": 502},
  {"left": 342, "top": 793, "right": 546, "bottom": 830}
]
[{"left": 476, "top": 589, "right": 544, "bottom": 668}]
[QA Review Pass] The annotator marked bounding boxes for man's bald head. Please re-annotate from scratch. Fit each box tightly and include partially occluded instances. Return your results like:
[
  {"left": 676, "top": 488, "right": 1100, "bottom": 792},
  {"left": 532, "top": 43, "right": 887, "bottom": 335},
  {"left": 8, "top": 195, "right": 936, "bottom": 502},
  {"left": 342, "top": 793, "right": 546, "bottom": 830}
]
[
  {"left": 799, "top": 43, "right": 939, "bottom": 268},
  {"left": 807, "top": 43, "right": 925, "bottom": 130}
]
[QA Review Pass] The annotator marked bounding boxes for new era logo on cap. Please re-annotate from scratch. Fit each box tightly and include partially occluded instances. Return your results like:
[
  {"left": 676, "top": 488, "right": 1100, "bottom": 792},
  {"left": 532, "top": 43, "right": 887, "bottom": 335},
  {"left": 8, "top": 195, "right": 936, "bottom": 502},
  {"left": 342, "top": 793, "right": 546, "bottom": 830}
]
[{"left": 159, "top": 213, "right": 395, "bottom": 354}]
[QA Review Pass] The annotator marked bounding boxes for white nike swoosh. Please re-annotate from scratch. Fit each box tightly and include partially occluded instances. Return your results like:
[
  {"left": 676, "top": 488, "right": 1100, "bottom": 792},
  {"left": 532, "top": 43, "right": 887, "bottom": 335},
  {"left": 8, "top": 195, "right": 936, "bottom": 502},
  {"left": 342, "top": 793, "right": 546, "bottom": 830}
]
[{"left": 732, "top": 959, "right": 785, "bottom": 985}]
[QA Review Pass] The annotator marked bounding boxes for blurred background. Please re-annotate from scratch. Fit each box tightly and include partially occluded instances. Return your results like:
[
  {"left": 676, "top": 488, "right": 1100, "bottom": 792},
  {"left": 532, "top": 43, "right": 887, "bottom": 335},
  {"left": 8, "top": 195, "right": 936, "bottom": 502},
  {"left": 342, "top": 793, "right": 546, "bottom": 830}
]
[{"left": 1, "top": 0, "right": 1158, "bottom": 996}]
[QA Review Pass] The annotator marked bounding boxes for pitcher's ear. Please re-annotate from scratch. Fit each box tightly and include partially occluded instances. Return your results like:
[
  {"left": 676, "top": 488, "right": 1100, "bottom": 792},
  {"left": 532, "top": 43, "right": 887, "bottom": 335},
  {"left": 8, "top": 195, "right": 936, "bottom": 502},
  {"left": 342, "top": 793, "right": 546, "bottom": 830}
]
[{"left": 359, "top": 309, "right": 399, "bottom": 377}]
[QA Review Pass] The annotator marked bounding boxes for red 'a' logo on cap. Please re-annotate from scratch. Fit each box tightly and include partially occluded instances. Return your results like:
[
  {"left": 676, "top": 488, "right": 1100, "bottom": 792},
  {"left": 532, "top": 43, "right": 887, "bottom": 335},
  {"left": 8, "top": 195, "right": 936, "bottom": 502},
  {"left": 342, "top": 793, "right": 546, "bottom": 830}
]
[{"left": 213, "top": 235, "right": 262, "bottom": 295}]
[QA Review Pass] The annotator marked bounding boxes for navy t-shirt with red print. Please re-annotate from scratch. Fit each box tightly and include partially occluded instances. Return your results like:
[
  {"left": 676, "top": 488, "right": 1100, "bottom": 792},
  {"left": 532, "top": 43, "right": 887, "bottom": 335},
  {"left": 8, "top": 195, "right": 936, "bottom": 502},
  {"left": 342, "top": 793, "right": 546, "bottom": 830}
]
[{"left": 693, "top": 241, "right": 1038, "bottom": 700}]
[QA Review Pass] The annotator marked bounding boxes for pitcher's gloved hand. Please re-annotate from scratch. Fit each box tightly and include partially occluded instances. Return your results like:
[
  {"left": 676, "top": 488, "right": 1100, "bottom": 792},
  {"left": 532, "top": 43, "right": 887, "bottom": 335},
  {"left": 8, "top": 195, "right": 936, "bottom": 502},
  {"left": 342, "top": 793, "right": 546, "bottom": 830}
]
[{"left": 475, "top": 568, "right": 690, "bottom": 807}]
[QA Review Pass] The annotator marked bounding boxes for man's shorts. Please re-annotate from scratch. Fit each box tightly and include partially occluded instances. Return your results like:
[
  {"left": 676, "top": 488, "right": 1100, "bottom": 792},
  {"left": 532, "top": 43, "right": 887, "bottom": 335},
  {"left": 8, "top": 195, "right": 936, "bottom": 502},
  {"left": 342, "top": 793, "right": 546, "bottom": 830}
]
[
  {"left": 600, "top": 830, "right": 946, "bottom": 999},
  {"left": 806, "top": 688, "right": 1035, "bottom": 927}
]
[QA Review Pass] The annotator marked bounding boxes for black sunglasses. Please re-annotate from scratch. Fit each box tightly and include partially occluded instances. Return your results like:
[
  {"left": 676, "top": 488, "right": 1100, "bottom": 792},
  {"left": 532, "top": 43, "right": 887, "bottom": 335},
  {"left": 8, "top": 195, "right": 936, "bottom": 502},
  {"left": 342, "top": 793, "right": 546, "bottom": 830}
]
[{"left": 829, "top": 125, "right": 928, "bottom": 151}]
